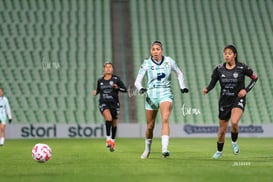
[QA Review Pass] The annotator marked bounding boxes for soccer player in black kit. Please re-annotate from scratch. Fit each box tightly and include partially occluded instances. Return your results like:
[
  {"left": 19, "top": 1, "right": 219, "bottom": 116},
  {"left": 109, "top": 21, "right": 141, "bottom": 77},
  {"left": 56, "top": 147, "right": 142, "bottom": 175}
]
[
  {"left": 93, "top": 62, "right": 127, "bottom": 152},
  {"left": 202, "top": 45, "right": 258, "bottom": 159}
]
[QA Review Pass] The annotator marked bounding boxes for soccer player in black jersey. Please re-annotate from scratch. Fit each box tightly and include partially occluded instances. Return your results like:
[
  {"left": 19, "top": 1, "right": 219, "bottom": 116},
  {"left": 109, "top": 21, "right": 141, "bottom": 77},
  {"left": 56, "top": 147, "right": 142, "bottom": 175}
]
[
  {"left": 93, "top": 62, "right": 127, "bottom": 152},
  {"left": 202, "top": 45, "right": 258, "bottom": 159}
]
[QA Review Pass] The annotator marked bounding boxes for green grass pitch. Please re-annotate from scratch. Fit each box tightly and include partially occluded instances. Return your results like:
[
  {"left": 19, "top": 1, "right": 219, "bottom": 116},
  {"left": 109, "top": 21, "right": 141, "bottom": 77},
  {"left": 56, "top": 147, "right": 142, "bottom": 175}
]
[{"left": 0, "top": 138, "right": 272, "bottom": 182}]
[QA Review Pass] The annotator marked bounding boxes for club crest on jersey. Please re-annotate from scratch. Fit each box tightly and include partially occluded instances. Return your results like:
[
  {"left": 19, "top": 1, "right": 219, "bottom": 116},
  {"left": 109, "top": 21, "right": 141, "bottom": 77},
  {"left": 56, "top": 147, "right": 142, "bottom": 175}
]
[
  {"left": 109, "top": 81, "right": 114, "bottom": 85},
  {"left": 151, "top": 66, "right": 154, "bottom": 70},
  {"left": 165, "top": 62, "right": 169, "bottom": 68},
  {"left": 233, "top": 72, "right": 238, "bottom": 78}
]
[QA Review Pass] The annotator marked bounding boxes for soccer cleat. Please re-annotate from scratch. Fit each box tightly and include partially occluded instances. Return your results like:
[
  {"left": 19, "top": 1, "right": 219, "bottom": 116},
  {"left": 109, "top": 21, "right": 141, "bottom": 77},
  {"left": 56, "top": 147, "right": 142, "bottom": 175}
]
[
  {"left": 109, "top": 140, "right": 115, "bottom": 152},
  {"left": 232, "top": 142, "right": 240, "bottom": 155},
  {"left": 212, "top": 151, "right": 222, "bottom": 159},
  {"left": 106, "top": 139, "right": 111, "bottom": 148},
  {"left": 162, "top": 150, "right": 170, "bottom": 158},
  {"left": 140, "top": 151, "right": 150, "bottom": 159}
]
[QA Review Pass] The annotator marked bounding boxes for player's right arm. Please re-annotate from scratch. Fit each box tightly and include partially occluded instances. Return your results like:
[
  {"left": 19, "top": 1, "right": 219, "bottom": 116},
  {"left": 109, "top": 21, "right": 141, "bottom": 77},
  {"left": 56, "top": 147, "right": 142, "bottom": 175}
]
[
  {"left": 135, "top": 61, "right": 148, "bottom": 92},
  {"left": 5, "top": 97, "right": 12, "bottom": 121},
  {"left": 93, "top": 79, "right": 101, "bottom": 96},
  {"left": 203, "top": 66, "right": 219, "bottom": 95}
]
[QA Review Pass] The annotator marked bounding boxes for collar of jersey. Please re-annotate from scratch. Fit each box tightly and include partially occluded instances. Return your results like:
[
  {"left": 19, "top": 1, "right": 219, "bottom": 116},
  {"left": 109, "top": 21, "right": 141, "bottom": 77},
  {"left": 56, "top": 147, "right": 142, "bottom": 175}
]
[{"left": 151, "top": 56, "right": 165, "bottom": 65}]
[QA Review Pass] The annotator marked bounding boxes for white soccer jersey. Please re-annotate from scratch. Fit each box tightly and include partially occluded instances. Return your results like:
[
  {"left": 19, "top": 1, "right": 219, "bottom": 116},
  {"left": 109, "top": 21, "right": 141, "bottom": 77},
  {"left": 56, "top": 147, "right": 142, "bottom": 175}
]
[
  {"left": 0, "top": 96, "right": 12, "bottom": 123},
  {"left": 135, "top": 56, "right": 187, "bottom": 98}
]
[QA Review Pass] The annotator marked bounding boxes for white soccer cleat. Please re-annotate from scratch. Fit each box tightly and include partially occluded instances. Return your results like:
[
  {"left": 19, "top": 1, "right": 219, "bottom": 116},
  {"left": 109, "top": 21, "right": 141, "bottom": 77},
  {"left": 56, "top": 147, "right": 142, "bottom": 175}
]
[
  {"left": 140, "top": 151, "right": 150, "bottom": 159},
  {"left": 212, "top": 151, "right": 222, "bottom": 159},
  {"left": 232, "top": 142, "right": 240, "bottom": 155}
]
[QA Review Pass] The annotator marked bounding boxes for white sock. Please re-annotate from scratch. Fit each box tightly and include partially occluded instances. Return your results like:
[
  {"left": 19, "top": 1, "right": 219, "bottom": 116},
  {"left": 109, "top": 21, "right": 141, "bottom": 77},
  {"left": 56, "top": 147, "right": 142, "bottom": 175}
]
[
  {"left": 0, "top": 137, "right": 4, "bottom": 145},
  {"left": 145, "top": 139, "right": 152, "bottom": 152},
  {"left": 106, "top": 136, "right": 111, "bottom": 141},
  {"left": 232, "top": 141, "right": 237, "bottom": 144},
  {"left": 161, "top": 135, "right": 169, "bottom": 152}
]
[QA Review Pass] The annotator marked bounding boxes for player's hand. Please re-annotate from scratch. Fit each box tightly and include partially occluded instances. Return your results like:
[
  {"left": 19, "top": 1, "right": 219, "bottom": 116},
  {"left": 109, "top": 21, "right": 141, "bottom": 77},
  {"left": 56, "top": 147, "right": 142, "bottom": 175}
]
[
  {"left": 202, "top": 88, "right": 208, "bottom": 95},
  {"left": 139, "top": 88, "right": 147, "bottom": 94},
  {"left": 238, "top": 89, "right": 247, "bottom": 98},
  {"left": 181, "top": 88, "right": 189, "bottom": 93},
  {"left": 92, "top": 90, "right": 97, "bottom": 96},
  {"left": 9, "top": 119, "right": 12, "bottom": 124}
]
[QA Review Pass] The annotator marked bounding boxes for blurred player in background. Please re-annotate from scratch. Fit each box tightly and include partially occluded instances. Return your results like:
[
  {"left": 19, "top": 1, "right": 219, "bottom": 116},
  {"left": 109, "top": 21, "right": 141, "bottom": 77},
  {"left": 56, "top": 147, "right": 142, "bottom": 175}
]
[
  {"left": 135, "top": 41, "right": 189, "bottom": 159},
  {"left": 202, "top": 45, "right": 258, "bottom": 159},
  {"left": 93, "top": 62, "right": 127, "bottom": 152},
  {"left": 0, "top": 87, "right": 12, "bottom": 146}
]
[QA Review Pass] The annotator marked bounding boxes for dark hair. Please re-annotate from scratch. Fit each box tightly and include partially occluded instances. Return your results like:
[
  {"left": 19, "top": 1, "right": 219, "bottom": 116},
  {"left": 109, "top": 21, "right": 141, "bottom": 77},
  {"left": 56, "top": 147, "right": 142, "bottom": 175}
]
[
  {"left": 224, "top": 45, "right": 238, "bottom": 62},
  {"left": 151, "top": 40, "right": 163, "bottom": 49},
  {"left": 103, "top": 61, "right": 113, "bottom": 68}
]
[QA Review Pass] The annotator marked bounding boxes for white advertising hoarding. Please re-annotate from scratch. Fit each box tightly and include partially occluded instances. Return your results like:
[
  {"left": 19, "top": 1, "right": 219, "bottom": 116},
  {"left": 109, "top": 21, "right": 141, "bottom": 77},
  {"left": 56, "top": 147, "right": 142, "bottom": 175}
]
[{"left": 5, "top": 123, "right": 273, "bottom": 139}]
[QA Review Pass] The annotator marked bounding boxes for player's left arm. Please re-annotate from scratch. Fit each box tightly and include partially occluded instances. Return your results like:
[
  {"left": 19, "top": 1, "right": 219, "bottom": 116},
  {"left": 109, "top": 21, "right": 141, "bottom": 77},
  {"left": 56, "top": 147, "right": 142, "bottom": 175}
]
[
  {"left": 116, "top": 77, "right": 127, "bottom": 93},
  {"left": 172, "top": 61, "right": 188, "bottom": 93},
  {"left": 5, "top": 97, "right": 12, "bottom": 122},
  {"left": 244, "top": 65, "right": 258, "bottom": 93}
]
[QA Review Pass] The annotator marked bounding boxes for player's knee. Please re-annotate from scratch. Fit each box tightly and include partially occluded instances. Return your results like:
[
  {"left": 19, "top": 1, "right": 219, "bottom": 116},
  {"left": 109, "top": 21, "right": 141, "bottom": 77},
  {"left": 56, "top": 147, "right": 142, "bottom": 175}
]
[
  {"left": 218, "top": 127, "right": 227, "bottom": 136},
  {"left": 147, "top": 123, "right": 155, "bottom": 131}
]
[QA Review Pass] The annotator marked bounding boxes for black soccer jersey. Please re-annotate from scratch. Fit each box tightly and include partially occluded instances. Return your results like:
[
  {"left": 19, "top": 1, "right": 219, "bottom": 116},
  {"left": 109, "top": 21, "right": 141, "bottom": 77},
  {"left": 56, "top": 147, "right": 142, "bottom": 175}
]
[
  {"left": 206, "top": 62, "right": 258, "bottom": 104},
  {"left": 95, "top": 74, "right": 127, "bottom": 104}
]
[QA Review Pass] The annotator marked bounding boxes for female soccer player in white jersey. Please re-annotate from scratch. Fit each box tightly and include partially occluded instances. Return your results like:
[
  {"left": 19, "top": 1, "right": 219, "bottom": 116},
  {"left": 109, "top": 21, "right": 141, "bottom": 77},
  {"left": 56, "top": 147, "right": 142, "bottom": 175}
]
[
  {"left": 0, "top": 87, "right": 12, "bottom": 146},
  {"left": 135, "top": 41, "right": 189, "bottom": 159}
]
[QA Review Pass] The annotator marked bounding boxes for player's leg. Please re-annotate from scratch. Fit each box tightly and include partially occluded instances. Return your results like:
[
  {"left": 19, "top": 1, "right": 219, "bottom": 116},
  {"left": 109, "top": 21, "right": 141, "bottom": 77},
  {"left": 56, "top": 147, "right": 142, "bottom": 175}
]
[
  {"left": 159, "top": 101, "right": 172, "bottom": 158},
  {"left": 212, "top": 119, "right": 229, "bottom": 159},
  {"left": 102, "top": 109, "right": 113, "bottom": 148},
  {"left": 230, "top": 107, "right": 243, "bottom": 154},
  {"left": 0, "top": 123, "right": 6, "bottom": 146},
  {"left": 110, "top": 105, "right": 119, "bottom": 141},
  {"left": 107, "top": 104, "right": 120, "bottom": 152},
  {"left": 109, "top": 117, "right": 117, "bottom": 152},
  {"left": 140, "top": 109, "right": 157, "bottom": 159}
]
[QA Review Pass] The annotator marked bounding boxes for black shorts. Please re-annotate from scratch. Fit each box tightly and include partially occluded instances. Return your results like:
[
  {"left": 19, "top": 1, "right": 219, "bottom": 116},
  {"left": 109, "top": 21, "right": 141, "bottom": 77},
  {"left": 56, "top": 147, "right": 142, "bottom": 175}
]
[
  {"left": 218, "top": 97, "right": 246, "bottom": 120},
  {"left": 99, "top": 101, "right": 120, "bottom": 119}
]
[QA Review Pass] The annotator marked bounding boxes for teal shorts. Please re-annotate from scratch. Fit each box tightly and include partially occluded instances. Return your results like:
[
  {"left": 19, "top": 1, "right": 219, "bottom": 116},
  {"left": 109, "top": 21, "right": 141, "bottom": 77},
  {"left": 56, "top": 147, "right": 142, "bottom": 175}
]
[
  {"left": 145, "top": 95, "right": 173, "bottom": 110},
  {"left": 0, "top": 117, "right": 7, "bottom": 124}
]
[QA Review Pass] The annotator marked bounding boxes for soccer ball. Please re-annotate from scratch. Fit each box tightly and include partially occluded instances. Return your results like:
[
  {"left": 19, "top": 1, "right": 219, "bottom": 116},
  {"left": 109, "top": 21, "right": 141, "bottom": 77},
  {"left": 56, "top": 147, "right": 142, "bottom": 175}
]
[{"left": 32, "top": 143, "right": 52, "bottom": 162}]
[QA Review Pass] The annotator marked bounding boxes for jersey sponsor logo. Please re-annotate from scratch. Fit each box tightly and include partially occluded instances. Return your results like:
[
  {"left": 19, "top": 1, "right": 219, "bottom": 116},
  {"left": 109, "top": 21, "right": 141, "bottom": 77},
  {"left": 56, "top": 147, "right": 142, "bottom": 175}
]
[
  {"left": 157, "top": 73, "right": 166, "bottom": 81},
  {"left": 151, "top": 65, "right": 165, "bottom": 70}
]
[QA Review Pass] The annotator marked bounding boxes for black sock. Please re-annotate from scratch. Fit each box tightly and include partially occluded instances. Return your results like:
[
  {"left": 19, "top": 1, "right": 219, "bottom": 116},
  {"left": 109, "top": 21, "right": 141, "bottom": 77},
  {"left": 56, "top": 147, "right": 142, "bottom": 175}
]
[
  {"left": 105, "top": 121, "right": 112, "bottom": 137},
  {"left": 231, "top": 132, "right": 238, "bottom": 142},
  {"left": 111, "top": 126, "right": 117, "bottom": 139},
  {"left": 217, "top": 142, "right": 224, "bottom": 152}
]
